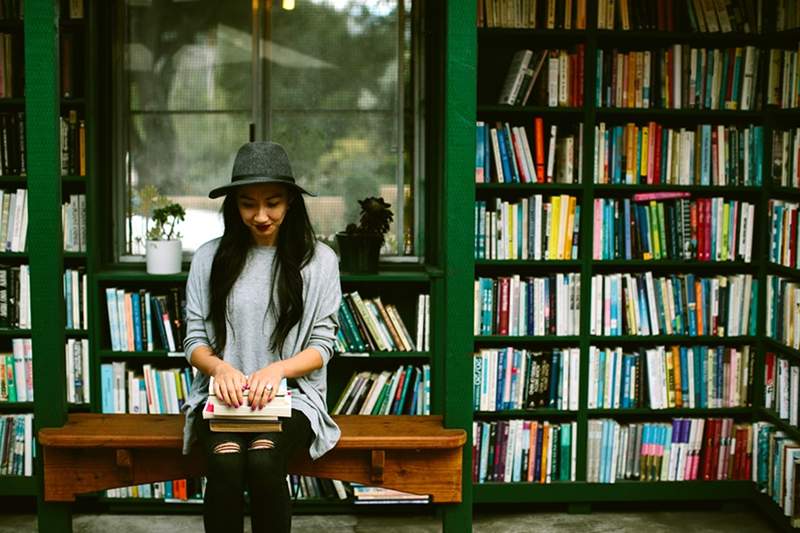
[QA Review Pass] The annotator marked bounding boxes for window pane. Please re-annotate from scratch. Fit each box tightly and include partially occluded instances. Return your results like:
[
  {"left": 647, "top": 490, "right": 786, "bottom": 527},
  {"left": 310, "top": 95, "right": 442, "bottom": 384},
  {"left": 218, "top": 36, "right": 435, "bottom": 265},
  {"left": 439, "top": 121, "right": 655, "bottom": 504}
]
[
  {"left": 124, "top": 0, "right": 252, "bottom": 254},
  {"left": 268, "top": 1, "right": 404, "bottom": 255}
]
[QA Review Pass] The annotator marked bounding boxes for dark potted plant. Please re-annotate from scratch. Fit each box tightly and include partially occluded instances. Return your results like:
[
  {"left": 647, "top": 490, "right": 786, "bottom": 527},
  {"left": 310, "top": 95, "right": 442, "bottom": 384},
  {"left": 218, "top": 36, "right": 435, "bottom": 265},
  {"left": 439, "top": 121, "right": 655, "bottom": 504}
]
[{"left": 336, "top": 197, "right": 393, "bottom": 273}]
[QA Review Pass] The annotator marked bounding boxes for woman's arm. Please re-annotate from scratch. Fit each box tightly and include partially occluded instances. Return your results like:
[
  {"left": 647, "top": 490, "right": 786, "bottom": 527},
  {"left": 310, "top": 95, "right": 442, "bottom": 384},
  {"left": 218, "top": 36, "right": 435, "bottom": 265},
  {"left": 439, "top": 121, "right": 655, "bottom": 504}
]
[{"left": 247, "top": 347, "right": 323, "bottom": 409}]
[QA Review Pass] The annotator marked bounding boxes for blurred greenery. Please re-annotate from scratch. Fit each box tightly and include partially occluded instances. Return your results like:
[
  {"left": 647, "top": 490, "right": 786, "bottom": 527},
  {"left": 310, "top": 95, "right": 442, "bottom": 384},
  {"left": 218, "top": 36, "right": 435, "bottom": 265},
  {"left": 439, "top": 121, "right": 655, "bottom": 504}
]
[{"left": 123, "top": 0, "right": 407, "bottom": 250}]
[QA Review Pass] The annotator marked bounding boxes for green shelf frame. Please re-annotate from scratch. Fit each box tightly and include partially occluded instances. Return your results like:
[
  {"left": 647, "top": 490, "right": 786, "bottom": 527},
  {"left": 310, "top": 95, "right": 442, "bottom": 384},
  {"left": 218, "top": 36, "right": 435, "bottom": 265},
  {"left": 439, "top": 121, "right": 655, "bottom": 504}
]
[
  {"left": 589, "top": 335, "right": 756, "bottom": 345},
  {"left": 764, "top": 338, "right": 800, "bottom": 362},
  {"left": 588, "top": 407, "right": 753, "bottom": 417},
  {"left": 591, "top": 260, "right": 756, "bottom": 271},
  {"left": 473, "top": 409, "right": 577, "bottom": 418},
  {"left": 0, "top": 401, "right": 33, "bottom": 412},
  {"left": 475, "top": 259, "right": 581, "bottom": 268},
  {"left": 0, "top": 475, "right": 38, "bottom": 496},
  {"left": 594, "top": 107, "right": 764, "bottom": 121},
  {"left": 472, "top": 481, "right": 754, "bottom": 504},
  {"left": 337, "top": 351, "right": 431, "bottom": 360},
  {"left": 0, "top": 328, "right": 30, "bottom": 336},
  {"left": 475, "top": 335, "right": 581, "bottom": 344},
  {"left": 767, "top": 262, "right": 800, "bottom": 280},
  {"left": 760, "top": 409, "right": 800, "bottom": 443},
  {"left": 476, "top": 182, "right": 583, "bottom": 192},
  {"left": 477, "top": 104, "right": 584, "bottom": 117},
  {"left": 770, "top": 186, "right": 800, "bottom": 199},
  {"left": 97, "top": 349, "right": 188, "bottom": 361},
  {"left": 592, "top": 184, "right": 761, "bottom": 194}
]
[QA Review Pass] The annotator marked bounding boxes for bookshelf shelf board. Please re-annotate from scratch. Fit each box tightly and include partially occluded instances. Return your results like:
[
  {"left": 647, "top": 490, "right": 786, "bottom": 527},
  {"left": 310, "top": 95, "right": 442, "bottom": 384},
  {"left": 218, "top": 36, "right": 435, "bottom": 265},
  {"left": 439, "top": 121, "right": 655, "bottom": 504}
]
[
  {"left": 589, "top": 335, "right": 756, "bottom": 345},
  {"left": 475, "top": 335, "right": 580, "bottom": 345},
  {"left": 770, "top": 186, "right": 800, "bottom": 200},
  {"left": 337, "top": 351, "right": 431, "bottom": 360},
  {"left": 0, "top": 97, "right": 23, "bottom": 105},
  {"left": 65, "top": 329, "right": 89, "bottom": 336},
  {"left": 592, "top": 184, "right": 761, "bottom": 194},
  {"left": 64, "top": 252, "right": 87, "bottom": 260},
  {"left": 60, "top": 97, "right": 86, "bottom": 106},
  {"left": 595, "top": 30, "right": 761, "bottom": 47},
  {"left": 591, "top": 260, "right": 755, "bottom": 271},
  {"left": 476, "top": 182, "right": 583, "bottom": 192},
  {"left": 588, "top": 407, "right": 752, "bottom": 417},
  {"left": 765, "top": 28, "right": 800, "bottom": 46},
  {"left": 0, "top": 401, "right": 33, "bottom": 412},
  {"left": 476, "top": 104, "right": 584, "bottom": 117},
  {"left": 0, "top": 475, "right": 37, "bottom": 496},
  {"left": 760, "top": 409, "right": 800, "bottom": 443},
  {"left": 767, "top": 262, "right": 800, "bottom": 280},
  {"left": 101, "top": 497, "right": 381, "bottom": 515},
  {"left": 472, "top": 480, "right": 754, "bottom": 503},
  {"left": 769, "top": 108, "right": 800, "bottom": 123},
  {"left": 473, "top": 409, "right": 576, "bottom": 418},
  {"left": 60, "top": 19, "right": 86, "bottom": 28},
  {"left": 594, "top": 108, "right": 763, "bottom": 122},
  {"left": 68, "top": 403, "right": 91, "bottom": 413},
  {"left": 62, "top": 175, "right": 86, "bottom": 184},
  {"left": 764, "top": 338, "right": 800, "bottom": 362},
  {"left": 98, "top": 350, "right": 188, "bottom": 361},
  {"left": 0, "top": 328, "right": 31, "bottom": 336},
  {"left": 751, "top": 490, "right": 797, "bottom": 533},
  {"left": 475, "top": 259, "right": 581, "bottom": 269},
  {"left": 0, "top": 251, "right": 27, "bottom": 260},
  {"left": 95, "top": 270, "right": 189, "bottom": 283},
  {"left": 477, "top": 28, "right": 586, "bottom": 44},
  {"left": 340, "top": 270, "right": 436, "bottom": 283}
]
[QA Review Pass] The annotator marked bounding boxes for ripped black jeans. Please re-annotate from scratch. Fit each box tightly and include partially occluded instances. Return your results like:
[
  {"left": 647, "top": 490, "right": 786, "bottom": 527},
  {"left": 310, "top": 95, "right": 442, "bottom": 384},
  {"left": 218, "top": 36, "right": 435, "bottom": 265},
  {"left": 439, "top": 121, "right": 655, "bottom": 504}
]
[{"left": 195, "top": 407, "right": 313, "bottom": 533}]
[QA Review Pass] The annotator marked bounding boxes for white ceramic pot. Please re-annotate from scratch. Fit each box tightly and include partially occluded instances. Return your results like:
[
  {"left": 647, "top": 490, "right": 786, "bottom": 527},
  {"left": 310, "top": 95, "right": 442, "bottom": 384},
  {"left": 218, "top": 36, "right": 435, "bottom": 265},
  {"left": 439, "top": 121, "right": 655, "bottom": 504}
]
[{"left": 145, "top": 239, "right": 182, "bottom": 275}]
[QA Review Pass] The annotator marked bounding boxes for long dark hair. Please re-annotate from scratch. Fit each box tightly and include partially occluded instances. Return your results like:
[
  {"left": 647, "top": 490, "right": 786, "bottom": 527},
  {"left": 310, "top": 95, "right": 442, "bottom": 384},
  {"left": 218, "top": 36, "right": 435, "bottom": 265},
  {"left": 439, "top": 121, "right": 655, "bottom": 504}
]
[{"left": 208, "top": 186, "right": 316, "bottom": 358}]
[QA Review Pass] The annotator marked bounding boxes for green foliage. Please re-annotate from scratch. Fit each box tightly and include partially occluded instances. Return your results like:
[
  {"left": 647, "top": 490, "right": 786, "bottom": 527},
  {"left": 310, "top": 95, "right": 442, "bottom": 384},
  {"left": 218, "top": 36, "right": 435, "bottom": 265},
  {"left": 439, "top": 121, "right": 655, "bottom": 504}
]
[
  {"left": 344, "top": 196, "right": 393, "bottom": 244},
  {"left": 147, "top": 203, "right": 186, "bottom": 241}
]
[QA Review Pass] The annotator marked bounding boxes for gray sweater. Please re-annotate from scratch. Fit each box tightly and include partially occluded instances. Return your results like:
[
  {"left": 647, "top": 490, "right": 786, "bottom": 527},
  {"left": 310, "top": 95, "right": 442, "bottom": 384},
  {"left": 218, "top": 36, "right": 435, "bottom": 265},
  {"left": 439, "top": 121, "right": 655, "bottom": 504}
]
[{"left": 182, "top": 238, "right": 342, "bottom": 460}]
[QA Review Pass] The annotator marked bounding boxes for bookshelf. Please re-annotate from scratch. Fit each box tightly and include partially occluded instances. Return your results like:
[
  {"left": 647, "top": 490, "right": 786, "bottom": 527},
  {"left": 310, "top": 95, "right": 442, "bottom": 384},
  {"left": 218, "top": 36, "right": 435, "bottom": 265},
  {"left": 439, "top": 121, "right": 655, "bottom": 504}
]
[{"left": 472, "top": 0, "right": 793, "bottom": 529}]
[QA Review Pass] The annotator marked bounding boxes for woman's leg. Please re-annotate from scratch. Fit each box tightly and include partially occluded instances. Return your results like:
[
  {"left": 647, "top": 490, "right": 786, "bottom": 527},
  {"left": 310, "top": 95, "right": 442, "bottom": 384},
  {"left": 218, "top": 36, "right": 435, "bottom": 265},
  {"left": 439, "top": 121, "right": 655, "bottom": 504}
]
[
  {"left": 246, "top": 409, "right": 313, "bottom": 533},
  {"left": 195, "top": 411, "right": 248, "bottom": 533}
]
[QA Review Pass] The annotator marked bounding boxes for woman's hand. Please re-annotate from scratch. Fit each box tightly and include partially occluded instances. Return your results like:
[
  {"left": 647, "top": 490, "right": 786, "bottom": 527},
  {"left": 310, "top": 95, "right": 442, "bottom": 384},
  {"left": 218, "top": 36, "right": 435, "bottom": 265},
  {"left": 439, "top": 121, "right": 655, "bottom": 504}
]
[
  {"left": 210, "top": 361, "right": 247, "bottom": 408},
  {"left": 247, "top": 362, "right": 285, "bottom": 410}
]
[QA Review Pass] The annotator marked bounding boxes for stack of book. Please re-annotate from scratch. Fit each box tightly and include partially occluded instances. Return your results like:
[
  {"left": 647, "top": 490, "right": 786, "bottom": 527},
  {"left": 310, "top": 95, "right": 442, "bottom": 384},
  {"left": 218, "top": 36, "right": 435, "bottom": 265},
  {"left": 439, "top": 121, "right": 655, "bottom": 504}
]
[{"left": 203, "top": 376, "right": 291, "bottom": 433}]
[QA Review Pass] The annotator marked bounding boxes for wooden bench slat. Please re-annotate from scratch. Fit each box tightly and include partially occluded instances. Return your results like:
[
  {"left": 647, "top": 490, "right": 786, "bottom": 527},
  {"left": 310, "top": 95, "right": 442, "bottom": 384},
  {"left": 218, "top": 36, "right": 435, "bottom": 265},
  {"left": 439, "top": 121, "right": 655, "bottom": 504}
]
[{"left": 38, "top": 414, "right": 466, "bottom": 450}]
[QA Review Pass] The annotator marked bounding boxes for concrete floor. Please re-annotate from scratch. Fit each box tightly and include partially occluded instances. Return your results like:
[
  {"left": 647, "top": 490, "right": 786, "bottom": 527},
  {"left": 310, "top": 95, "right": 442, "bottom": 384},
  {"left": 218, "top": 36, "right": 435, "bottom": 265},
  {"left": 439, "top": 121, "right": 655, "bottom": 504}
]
[{"left": 0, "top": 508, "right": 780, "bottom": 532}]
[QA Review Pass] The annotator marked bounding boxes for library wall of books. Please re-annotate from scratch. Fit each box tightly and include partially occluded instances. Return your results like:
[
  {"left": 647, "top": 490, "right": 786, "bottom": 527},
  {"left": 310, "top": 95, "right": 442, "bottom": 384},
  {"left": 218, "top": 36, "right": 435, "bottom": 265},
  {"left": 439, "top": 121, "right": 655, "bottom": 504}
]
[{"left": 5, "top": 0, "right": 800, "bottom": 528}]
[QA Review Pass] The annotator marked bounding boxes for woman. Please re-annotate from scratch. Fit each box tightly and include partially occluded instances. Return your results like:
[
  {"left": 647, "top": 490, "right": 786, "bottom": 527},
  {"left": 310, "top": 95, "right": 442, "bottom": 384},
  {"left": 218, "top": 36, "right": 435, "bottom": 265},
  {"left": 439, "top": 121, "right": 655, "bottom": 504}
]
[{"left": 181, "top": 141, "right": 342, "bottom": 533}]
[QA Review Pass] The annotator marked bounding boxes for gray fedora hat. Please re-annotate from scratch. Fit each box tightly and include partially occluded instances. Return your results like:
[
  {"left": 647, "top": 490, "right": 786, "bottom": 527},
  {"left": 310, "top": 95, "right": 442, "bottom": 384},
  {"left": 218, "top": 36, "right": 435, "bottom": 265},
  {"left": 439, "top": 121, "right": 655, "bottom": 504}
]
[{"left": 208, "top": 141, "right": 315, "bottom": 199}]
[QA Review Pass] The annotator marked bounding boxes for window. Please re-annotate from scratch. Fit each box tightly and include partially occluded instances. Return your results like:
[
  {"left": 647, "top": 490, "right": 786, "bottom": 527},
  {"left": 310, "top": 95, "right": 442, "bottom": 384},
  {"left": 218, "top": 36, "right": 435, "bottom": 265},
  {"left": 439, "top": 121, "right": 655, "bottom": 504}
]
[{"left": 114, "top": 0, "right": 421, "bottom": 259}]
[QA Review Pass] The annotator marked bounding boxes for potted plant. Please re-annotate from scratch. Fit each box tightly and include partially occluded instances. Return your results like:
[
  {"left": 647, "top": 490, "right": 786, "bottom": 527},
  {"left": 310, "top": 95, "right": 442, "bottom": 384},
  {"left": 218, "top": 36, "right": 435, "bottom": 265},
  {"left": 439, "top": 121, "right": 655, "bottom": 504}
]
[
  {"left": 145, "top": 201, "right": 186, "bottom": 275},
  {"left": 336, "top": 197, "right": 393, "bottom": 273}
]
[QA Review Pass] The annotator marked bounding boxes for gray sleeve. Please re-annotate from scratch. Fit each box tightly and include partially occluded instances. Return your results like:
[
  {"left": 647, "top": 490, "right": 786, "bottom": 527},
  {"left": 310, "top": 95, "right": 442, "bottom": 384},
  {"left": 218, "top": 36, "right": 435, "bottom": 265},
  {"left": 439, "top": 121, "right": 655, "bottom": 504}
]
[
  {"left": 306, "top": 249, "right": 342, "bottom": 366},
  {"left": 183, "top": 247, "right": 212, "bottom": 363}
]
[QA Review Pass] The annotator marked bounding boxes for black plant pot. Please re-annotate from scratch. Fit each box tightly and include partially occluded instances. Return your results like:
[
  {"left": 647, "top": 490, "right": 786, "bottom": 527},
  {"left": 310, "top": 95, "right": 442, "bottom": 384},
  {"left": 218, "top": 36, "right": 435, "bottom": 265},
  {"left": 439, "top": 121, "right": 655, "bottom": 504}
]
[{"left": 336, "top": 232, "right": 382, "bottom": 274}]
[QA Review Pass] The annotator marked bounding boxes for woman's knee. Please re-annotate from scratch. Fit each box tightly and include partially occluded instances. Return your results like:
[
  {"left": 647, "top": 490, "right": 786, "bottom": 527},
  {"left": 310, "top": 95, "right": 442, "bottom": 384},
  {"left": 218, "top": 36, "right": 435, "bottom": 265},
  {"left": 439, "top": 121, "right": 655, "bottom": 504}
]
[
  {"left": 246, "top": 438, "right": 286, "bottom": 479},
  {"left": 206, "top": 440, "right": 246, "bottom": 483}
]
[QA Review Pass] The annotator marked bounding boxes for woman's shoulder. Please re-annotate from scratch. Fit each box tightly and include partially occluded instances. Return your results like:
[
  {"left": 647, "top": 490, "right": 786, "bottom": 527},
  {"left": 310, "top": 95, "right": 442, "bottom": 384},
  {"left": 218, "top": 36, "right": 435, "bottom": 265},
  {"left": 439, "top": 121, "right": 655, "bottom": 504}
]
[
  {"left": 191, "top": 237, "right": 222, "bottom": 267},
  {"left": 308, "top": 241, "right": 339, "bottom": 276}
]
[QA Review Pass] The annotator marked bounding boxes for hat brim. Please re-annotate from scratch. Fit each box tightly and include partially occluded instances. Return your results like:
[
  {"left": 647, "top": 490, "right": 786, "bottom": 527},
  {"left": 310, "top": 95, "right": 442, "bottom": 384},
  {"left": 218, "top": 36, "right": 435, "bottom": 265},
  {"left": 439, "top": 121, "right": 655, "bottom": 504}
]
[{"left": 208, "top": 176, "right": 316, "bottom": 199}]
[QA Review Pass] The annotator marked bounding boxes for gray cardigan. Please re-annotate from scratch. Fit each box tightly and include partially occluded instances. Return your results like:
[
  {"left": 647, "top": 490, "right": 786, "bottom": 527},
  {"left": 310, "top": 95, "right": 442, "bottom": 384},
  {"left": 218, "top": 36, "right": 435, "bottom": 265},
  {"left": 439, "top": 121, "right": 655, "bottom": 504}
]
[{"left": 181, "top": 238, "right": 342, "bottom": 460}]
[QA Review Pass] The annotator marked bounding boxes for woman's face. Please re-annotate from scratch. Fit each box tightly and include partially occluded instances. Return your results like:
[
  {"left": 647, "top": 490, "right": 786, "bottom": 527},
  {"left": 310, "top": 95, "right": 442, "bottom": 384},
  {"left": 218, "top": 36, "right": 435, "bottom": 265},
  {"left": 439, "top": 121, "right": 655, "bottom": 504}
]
[{"left": 236, "top": 183, "right": 290, "bottom": 246}]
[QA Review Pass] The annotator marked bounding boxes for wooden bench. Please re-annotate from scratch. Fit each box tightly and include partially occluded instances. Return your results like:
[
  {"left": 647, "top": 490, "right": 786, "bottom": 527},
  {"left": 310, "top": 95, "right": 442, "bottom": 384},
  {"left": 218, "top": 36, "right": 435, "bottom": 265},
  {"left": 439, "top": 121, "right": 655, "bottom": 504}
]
[{"left": 38, "top": 414, "right": 466, "bottom": 504}]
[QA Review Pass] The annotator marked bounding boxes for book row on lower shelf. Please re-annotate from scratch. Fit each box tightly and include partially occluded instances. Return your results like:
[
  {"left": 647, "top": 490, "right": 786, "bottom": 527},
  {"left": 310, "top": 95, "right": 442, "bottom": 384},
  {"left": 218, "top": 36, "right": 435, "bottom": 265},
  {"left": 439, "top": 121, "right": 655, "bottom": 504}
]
[
  {"left": 594, "top": 195, "right": 755, "bottom": 262},
  {"left": 475, "top": 119, "right": 583, "bottom": 184},
  {"left": 0, "top": 413, "right": 32, "bottom": 477},
  {"left": 473, "top": 419, "right": 577, "bottom": 484},
  {"left": 588, "top": 417, "right": 751, "bottom": 483},
  {"left": 474, "top": 195, "right": 580, "bottom": 260},
  {"left": 594, "top": 123, "right": 763, "bottom": 187},
  {"left": 474, "top": 274, "right": 581, "bottom": 336},
  {"left": 63, "top": 268, "right": 87, "bottom": 331},
  {"left": 588, "top": 344, "right": 753, "bottom": 410},
  {"left": 62, "top": 193, "right": 86, "bottom": 253},
  {"left": 473, "top": 347, "right": 580, "bottom": 412},
  {"left": 477, "top": 0, "right": 587, "bottom": 30},
  {"left": 100, "top": 363, "right": 194, "bottom": 415},
  {"left": 765, "top": 352, "right": 800, "bottom": 426},
  {"left": 756, "top": 421, "right": 800, "bottom": 525},
  {"left": 335, "top": 292, "right": 429, "bottom": 354},
  {"left": 104, "top": 477, "right": 428, "bottom": 505},
  {"left": 590, "top": 272, "right": 758, "bottom": 337},
  {"left": 766, "top": 275, "right": 800, "bottom": 350},
  {"left": 0, "top": 188, "right": 27, "bottom": 253},
  {"left": 597, "top": 46, "right": 761, "bottom": 111},
  {"left": 0, "top": 338, "right": 31, "bottom": 402},
  {"left": 104, "top": 286, "right": 186, "bottom": 353},
  {"left": 770, "top": 199, "right": 800, "bottom": 270},
  {"left": 332, "top": 365, "right": 431, "bottom": 416}
]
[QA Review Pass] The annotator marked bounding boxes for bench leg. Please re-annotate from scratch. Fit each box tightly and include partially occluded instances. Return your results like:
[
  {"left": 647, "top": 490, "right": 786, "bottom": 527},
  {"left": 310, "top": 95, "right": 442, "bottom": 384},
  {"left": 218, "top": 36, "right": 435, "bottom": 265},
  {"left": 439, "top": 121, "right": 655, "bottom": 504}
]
[
  {"left": 440, "top": 502, "right": 472, "bottom": 532},
  {"left": 36, "top": 498, "right": 72, "bottom": 533}
]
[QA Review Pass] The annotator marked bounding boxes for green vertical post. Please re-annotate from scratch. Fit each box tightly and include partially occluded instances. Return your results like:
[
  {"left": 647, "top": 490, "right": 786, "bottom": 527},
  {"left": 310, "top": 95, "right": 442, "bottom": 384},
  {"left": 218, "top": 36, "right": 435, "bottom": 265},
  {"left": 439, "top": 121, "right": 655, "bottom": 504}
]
[
  {"left": 26, "top": 1, "right": 71, "bottom": 531},
  {"left": 441, "top": 0, "right": 475, "bottom": 531}
]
